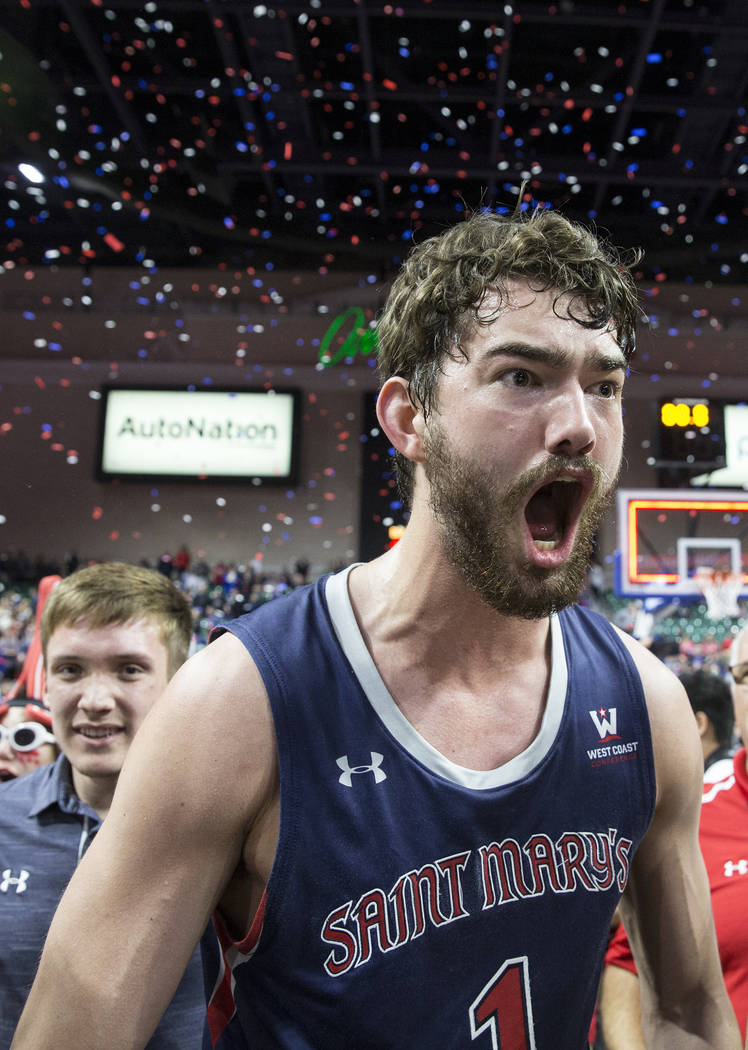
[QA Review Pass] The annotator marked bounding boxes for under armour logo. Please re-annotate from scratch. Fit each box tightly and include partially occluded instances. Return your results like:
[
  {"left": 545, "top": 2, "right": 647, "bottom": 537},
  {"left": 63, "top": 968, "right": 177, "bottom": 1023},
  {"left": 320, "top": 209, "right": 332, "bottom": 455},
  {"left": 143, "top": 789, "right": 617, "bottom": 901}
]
[
  {"left": 724, "top": 859, "right": 748, "bottom": 878},
  {"left": 1, "top": 868, "right": 29, "bottom": 894},
  {"left": 336, "top": 752, "right": 387, "bottom": 787}
]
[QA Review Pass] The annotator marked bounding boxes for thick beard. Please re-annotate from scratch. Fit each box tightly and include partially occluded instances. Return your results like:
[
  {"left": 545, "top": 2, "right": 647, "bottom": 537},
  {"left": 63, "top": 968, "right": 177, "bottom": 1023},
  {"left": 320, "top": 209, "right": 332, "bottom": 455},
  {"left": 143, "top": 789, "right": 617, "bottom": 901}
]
[{"left": 423, "top": 424, "right": 617, "bottom": 620}]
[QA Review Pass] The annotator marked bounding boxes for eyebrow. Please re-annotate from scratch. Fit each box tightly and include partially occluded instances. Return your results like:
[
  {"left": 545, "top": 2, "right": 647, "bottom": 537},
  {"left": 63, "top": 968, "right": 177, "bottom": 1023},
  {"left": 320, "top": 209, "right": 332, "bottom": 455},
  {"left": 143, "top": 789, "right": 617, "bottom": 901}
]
[
  {"left": 49, "top": 651, "right": 154, "bottom": 665},
  {"left": 482, "top": 341, "right": 627, "bottom": 373}
]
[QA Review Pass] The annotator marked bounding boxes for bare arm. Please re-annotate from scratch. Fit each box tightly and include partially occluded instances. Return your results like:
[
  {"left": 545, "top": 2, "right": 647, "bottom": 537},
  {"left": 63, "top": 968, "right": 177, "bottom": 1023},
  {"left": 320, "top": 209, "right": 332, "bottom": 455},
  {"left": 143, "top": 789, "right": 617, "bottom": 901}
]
[
  {"left": 599, "top": 964, "right": 647, "bottom": 1050},
  {"left": 11, "top": 632, "right": 276, "bottom": 1050},
  {"left": 615, "top": 631, "right": 740, "bottom": 1050}
]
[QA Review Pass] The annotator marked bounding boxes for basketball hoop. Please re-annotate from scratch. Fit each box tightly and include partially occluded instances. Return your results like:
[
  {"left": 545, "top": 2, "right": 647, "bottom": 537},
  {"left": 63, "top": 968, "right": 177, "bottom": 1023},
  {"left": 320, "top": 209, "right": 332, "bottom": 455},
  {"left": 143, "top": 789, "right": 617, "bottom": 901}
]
[{"left": 693, "top": 566, "right": 743, "bottom": 620}]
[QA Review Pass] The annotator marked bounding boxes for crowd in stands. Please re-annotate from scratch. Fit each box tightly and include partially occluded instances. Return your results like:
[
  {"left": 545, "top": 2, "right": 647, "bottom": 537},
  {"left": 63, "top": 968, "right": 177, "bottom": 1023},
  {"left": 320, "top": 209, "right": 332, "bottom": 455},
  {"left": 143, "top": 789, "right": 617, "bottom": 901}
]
[
  {"left": 0, "top": 548, "right": 744, "bottom": 697},
  {"left": 0, "top": 548, "right": 330, "bottom": 692}
]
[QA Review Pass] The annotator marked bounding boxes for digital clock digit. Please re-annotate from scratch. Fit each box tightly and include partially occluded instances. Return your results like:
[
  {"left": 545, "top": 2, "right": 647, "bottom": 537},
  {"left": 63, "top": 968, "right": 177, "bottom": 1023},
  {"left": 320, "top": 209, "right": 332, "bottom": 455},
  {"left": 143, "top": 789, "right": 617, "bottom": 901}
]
[{"left": 660, "top": 401, "right": 710, "bottom": 428}]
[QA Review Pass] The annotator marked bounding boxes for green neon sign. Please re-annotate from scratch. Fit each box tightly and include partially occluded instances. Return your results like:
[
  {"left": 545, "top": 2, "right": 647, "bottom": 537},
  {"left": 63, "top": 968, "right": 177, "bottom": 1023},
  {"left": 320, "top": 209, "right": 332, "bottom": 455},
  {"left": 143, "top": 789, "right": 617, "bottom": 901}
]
[{"left": 317, "top": 307, "right": 378, "bottom": 368}]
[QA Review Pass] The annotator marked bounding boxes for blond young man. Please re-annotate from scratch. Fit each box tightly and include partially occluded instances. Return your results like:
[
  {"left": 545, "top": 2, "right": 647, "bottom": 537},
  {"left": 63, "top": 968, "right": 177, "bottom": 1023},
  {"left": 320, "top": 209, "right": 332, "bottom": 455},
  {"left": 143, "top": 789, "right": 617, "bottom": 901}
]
[{"left": 1, "top": 562, "right": 209, "bottom": 1050}]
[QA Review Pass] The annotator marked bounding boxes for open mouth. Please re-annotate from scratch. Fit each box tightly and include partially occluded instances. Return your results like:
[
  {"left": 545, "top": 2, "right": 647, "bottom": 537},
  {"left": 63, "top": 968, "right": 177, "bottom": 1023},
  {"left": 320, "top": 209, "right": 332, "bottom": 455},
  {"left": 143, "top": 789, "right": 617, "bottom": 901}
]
[
  {"left": 524, "top": 477, "right": 587, "bottom": 553},
  {"left": 0, "top": 768, "right": 16, "bottom": 782}
]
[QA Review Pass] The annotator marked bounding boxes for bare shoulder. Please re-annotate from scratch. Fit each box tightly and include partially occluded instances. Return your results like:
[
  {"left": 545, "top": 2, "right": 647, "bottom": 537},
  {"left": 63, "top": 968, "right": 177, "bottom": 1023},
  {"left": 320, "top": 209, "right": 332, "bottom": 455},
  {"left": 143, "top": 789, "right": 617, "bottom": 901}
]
[
  {"left": 166, "top": 628, "right": 272, "bottom": 733},
  {"left": 611, "top": 624, "right": 692, "bottom": 722},
  {"left": 113, "top": 628, "right": 277, "bottom": 844},
  {"left": 610, "top": 624, "right": 702, "bottom": 811}
]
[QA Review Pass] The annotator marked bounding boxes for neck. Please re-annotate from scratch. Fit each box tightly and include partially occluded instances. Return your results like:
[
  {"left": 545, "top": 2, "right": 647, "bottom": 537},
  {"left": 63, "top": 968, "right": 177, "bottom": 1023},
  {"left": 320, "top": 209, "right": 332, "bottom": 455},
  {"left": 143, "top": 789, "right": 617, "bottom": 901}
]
[
  {"left": 351, "top": 509, "right": 551, "bottom": 670},
  {"left": 70, "top": 766, "right": 118, "bottom": 820}
]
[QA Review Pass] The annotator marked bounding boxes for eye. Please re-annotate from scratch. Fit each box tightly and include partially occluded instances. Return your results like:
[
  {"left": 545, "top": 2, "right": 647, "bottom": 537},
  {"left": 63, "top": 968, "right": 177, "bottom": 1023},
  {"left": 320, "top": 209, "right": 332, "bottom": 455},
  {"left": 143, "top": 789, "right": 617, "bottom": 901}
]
[
  {"left": 54, "top": 663, "right": 81, "bottom": 679},
  {"left": 594, "top": 379, "right": 621, "bottom": 400},
  {"left": 120, "top": 664, "right": 144, "bottom": 678},
  {"left": 501, "top": 368, "right": 534, "bottom": 388},
  {"left": 732, "top": 664, "right": 748, "bottom": 686}
]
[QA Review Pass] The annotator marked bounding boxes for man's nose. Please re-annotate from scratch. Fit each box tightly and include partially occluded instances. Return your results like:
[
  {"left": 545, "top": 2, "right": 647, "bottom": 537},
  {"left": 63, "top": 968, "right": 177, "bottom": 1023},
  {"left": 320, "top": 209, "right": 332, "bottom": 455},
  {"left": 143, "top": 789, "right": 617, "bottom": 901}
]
[
  {"left": 76, "top": 676, "right": 116, "bottom": 712},
  {"left": 544, "top": 387, "right": 596, "bottom": 458}
]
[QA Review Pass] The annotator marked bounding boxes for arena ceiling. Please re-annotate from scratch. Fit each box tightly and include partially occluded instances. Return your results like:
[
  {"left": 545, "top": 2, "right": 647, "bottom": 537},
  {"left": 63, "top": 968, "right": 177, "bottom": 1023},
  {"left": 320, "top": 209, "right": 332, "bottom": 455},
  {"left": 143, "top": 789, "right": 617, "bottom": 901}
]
[{"left": 0, "top": 0, "right": 746, "bottom": 286}]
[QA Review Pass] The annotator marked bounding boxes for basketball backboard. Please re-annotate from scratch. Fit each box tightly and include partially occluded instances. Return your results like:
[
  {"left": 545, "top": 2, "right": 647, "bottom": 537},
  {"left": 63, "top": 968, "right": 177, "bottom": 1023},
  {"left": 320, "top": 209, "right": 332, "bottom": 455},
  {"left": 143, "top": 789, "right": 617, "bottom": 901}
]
[{"left": 615, "top": 488, "right": 748, "bottom": 600}]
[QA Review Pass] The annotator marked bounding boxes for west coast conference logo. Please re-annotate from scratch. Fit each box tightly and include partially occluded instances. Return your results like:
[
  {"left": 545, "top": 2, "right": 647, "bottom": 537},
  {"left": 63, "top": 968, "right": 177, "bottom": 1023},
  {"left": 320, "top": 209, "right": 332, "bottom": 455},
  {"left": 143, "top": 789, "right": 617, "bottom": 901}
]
[{"left": 587, "top": 707, "right": 640, "bottom": 768}]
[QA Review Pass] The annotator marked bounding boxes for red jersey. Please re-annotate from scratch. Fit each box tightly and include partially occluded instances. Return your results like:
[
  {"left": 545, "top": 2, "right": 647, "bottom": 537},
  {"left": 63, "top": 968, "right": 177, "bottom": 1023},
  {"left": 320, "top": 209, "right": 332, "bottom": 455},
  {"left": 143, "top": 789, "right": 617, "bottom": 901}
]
[{"left": 606, "top": 749, "right": 748, "bottom": 1039}]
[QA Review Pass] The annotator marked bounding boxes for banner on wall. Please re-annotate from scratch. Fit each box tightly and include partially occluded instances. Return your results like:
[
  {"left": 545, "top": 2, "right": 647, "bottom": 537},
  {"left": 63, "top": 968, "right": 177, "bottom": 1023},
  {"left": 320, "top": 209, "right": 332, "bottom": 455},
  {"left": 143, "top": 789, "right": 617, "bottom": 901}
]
[{"left": 96, "top": 386, "right": 300, "bottom": 484}]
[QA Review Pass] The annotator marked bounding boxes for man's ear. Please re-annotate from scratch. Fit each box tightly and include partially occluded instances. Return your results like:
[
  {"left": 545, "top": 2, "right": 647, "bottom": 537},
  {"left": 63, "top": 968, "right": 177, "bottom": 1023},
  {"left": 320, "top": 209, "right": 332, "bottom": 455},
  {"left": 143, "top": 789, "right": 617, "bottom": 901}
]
[
  {"left": 694, "top": 710, "right": 709, "bottom": 739},
  {"left": 376, "top": 377, "right": 426, "bottom": 465}
]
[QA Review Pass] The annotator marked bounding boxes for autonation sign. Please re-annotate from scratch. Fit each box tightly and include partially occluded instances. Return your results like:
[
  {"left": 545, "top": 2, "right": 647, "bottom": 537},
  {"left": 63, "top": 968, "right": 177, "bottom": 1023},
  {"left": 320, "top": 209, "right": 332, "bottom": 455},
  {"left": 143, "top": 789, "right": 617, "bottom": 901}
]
[{"left": 97, "top": 387, "right": 298, "bottom": 482}]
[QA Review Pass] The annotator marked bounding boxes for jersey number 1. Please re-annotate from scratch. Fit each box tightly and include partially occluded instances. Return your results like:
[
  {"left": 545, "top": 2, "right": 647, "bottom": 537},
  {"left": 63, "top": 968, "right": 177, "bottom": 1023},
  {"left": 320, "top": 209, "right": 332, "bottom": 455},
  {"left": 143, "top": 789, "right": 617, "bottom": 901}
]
[{"left": 469, "top": 956, "right": 536, "bottom": 1049}]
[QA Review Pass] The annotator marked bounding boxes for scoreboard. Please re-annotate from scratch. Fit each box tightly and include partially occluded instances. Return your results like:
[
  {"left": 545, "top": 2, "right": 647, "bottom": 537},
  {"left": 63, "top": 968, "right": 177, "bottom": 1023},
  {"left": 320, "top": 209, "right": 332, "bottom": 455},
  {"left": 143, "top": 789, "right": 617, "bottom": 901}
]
[{"left": 654, "top": 397, "right": 726, "bottom": 471}]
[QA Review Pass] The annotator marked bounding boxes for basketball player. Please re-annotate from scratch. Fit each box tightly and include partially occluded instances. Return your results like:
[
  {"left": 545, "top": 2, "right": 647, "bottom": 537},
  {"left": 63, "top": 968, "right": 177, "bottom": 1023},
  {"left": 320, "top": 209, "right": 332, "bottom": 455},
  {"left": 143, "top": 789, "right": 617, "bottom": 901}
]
[{"left": 12, "top": 208, "right": 739, "bottom": 1049}]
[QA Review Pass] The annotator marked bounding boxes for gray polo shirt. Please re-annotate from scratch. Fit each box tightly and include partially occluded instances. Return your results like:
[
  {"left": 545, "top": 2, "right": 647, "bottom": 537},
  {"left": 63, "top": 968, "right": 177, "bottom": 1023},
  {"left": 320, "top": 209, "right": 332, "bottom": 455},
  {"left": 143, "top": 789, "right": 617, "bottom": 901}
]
[{"left": 0, "top": 755, "right": 208, "bottom": 1049}]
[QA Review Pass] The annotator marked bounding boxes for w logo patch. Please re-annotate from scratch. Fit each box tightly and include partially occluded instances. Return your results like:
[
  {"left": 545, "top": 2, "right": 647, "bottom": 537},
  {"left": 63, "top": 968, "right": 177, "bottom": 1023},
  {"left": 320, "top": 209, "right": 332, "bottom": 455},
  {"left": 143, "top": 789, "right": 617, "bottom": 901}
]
[{"left": 589, "top": 707, "right": 620, "bottom": 742}]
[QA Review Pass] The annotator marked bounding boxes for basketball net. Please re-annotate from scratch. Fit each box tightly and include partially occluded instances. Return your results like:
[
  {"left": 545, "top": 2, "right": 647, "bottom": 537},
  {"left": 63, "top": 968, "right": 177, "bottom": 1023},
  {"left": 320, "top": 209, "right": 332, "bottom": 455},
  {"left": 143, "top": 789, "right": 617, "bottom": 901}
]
[{"left": 692, "top": 566, "right": 743, "bottom": 620}]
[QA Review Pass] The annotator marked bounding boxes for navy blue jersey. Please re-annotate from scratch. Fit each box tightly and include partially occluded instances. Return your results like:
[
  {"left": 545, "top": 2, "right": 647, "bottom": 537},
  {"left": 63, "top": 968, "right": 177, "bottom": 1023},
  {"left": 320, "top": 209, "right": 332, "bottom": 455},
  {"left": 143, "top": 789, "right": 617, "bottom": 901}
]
[{"left": 205, "top": 567, "right": 655, "bottom": 1050}]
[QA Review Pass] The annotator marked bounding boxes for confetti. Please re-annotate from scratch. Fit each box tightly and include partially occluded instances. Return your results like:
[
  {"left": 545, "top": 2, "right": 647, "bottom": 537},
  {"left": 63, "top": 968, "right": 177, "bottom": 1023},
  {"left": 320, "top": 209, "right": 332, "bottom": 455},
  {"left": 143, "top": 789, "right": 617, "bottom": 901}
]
[{"left": 0, "top": 3, "right": 744, "bottom": 572}]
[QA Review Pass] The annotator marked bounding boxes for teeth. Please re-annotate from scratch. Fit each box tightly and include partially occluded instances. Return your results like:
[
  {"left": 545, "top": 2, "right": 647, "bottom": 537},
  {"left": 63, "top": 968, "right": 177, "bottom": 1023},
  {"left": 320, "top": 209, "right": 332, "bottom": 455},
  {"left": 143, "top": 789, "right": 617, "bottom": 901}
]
[
  {"left": 80, "top": 728, "right": 117, "bottom": 739},
  {"left": 535, "top": 539, "right": 560, "bottom": 551}
]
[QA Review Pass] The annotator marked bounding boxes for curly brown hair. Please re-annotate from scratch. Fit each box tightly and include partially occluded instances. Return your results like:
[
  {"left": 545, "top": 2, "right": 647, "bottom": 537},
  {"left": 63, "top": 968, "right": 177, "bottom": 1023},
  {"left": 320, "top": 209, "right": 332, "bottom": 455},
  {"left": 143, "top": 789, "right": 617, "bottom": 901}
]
[{"left": 376, "top": 206, "right": 641, "bottom": 506}]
